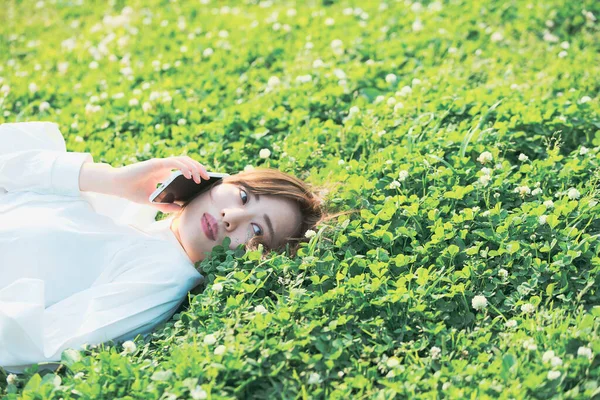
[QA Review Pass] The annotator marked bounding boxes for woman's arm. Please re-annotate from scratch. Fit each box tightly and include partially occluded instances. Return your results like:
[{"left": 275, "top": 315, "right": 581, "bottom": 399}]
[{"left": 78, "top": 161, "right": 121, "bottom": 196}]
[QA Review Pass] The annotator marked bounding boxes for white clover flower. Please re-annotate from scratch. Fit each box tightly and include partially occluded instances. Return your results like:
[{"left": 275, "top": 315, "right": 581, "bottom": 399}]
[
  {"left": 191, "top": 385, "right": 207, "bottom": 400},
  {"left": 398, "top": 170, "right": 409, "bottom": 181},
  {"left": 478, "top": 175, "right": 491, "bottom": 187},
  {"left": 325, "top": 17, "right": 335, "bottom": 26},
  {"left": 558, "top": 51, "right": 568, "bottom": 58},
  {"left": 410, "top": 2, "right": 423, "bottom": 12},
  {"left": 385, "top": 73, "right": 397, "bottom": 84},
  {"left": 480, "top": 167, "right": 492, "bottom": 176},
  {"left": 203, "top": 334, "right": 217, "bottom": 345},
  {"left": 412, "top": 19, "right": 423, "bottom": 32},
  {"left": 577, "top": 346, "right": 593, "bottom": 360},
  {"left": 472, "top": 206, "right": 480, "bottom": 213},
  {"left": 551, "top": 356, "right": 563, "bottom": 367},
  {"left": 393, "top": 102, "right": 404, "bottom": 112},
  {"left": 307, "top": 372, "right": 321, "bottom": 385},
  {"left": 579, "top": 146, "right": 589, "bottom": 155},
  {"left": 471, "top": 295, "right": 488, "bottom": 311},
  {"left": 430, "top": 346, "right": 441, "bottom": 360},
  {"left": 505, "top": 319, "right": 517, "bottom": 328},
  {"left": 177, "top": 118, "right": 187, "bottom": 126},
  {"left": 518, "top": 153, "right": 529, "bottom": 162},
  {"left": 543, "top": 31, "right": 559, "bottom": 42},
  {"left": 482, "top": 210, "right": 491, "bottom": 218},
  {"left": 142, "top": 102, "right": 152, "bottom": 112},
  {"left": 386, "top": 357, "right": 400, "bottom": 368},
  {"left": 589, "top": 200, "right": 598, "bottom": 208},
  {"left": 39, "top": 101, "right": 51, "bottom": 112},
  {"left": 523, "top": 339, "right": 537, "bottom": 351},
  {"left": 89, "top": 61, "right": 99, "bottom": 69},
  {"left": 547, "top": 370, "right": 561, "bottom": 380},
  {"left": 6, "top": 374, "right": 18, "bottom": 385},
  {"left": 491, "top": 32, "right": 504, "bottom": 42},
  {"left": 560, "top": 41, "right": 570, "bottom": 49},
  {"left": 580, "top": 96, "right": 592, "bottom": 104},
  {"left": 542, "top": 350, "right": 555, "bottom": 363},
  {"left": 122, "top": 340, "right": 137, "bottom": 353},
  {"left": 332, "top": 69, "right": 346, "bottom": 80},
  {"left": 543, "top": 200, "right": 554, "bottom": 209},
  {"left": 287, "top": 8, "right": 297, "bottom": 17},
  {"left": 254, "top": 305, "right": 268, "bottom": 314},
  {"left": 29, "top": 82, "right": 38, "bottom": 93},
  {"left": 75, "top": 135, "right": 84, "bottom": 142},
  {"left": 521, "top": 303, "right": 535, "bottom": 314},
  {"left": 374, "top": 95, "right": 385, "bottom": 104},
  {"left": 397, "top": 86, "right": 412, "bottom": 97},
  {"left": 312, "top": 59, "right": 324, "bottom": 68},
  {"left": 477, "top": 151, "right": 493, "bottom": 164},
  {"left": 212, "top": 283, "right": 223, "bottom": 292},
  {"left": 128, "top": 98, "right": 139, "bottom": 106},
  {"left": 531, "top": 188, "right": 542, "bottom": 196},
  {"left": 386, "top": 97, "right": 397, "bottom": 106},
  {"left": 348, "top": 106, "right": 360, "bottom": 116},
  {"left": 365, "top": 59, "right": 375, "bottom": 66},
  {"left": 244, "top": 165, "right": 254, "bottom": 172},
  {"left": 214, "top": 345, "right": 226, "bottom": 355},
  {"left": 267, "top": 76, "right": 280, "bottom": 88},
  {"left": 442, "top": 382, "right": 451, "bottom": 390},
  {"left": 203, "top": 48, "right": 214, "bottom": 57},
  {"left": 385, "top": 160, "right": 393, "bottom": 165},
  {"left": 331, "top": 39, "right": 343, "bottom": 49},
  {"left": 498, "top": 268, "right": 508, "bottom": 279},
  {"left": 73, "top": 372, "right": 85, "bottom": 379},
  {"left": 259, "top": 148, "right": 271, "bottom": 159},
  {"left": 538, "top": 215, "right": 547, "bottom": 225},
  {"left": 567, "top": 188, "right": 580, "bottom": 200},
  {"left": 304, "top": 229, "right": 316, "bottom": 239},
  {"left": 377, "top": 130, "right": 387, "bottom": 137},
  {"left": 412, "top": 78, "right": 422, "bottom": 86},
  {"left": 389, "top": 180, "right": 401, "bottom": 189},
  {"left": 514, "top": 186, "right": 531, "bottom": 196}
]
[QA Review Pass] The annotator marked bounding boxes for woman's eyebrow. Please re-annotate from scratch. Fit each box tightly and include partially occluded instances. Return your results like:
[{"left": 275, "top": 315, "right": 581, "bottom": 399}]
[{"left": 252, "top": 192, "right": 275, "bottom": 242}]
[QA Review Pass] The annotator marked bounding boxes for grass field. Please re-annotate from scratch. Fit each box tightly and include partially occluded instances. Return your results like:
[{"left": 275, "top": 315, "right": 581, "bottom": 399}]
[{"left": 1, "top": 0, "right": 599, "bottom": 398}]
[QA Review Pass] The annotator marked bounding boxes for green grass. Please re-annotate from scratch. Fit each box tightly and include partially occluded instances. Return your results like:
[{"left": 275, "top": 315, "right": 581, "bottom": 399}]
[{"left": 1, "top": 0, "right": 599, "bottom": 398}]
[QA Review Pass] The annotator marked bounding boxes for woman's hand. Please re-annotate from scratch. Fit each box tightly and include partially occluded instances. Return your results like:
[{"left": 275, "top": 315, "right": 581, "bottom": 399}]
[{"left": 113, "top": 156, "right": 210, "bottom": 214}]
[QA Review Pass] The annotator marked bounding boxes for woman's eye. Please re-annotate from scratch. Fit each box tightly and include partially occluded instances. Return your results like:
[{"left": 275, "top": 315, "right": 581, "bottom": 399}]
[
  {"left": 252, "top": 224, "right": 263, "bottom": 236},
  {"left": 240, "top": 188, "right": 248, "bottom": 204}
]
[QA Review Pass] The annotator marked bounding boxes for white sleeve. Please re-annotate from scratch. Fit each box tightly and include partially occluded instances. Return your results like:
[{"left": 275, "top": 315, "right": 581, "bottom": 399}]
[
  {"left": 0, "top": 122, "right": 93, "bottom": 197},
  {"left": 0, "top": 251, "right": 202, "bottom": 373}
]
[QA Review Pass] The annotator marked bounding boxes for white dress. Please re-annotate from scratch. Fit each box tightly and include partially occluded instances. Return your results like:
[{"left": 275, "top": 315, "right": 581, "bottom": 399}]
[{"left": 0, "top": 122, "right": 204, "bottom": 374}]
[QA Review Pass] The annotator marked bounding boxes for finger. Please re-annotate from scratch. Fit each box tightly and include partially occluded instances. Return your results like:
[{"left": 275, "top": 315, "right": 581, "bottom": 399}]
[
  {"left": 185, "top": 156, "right": 209, "bottom": 180},
  {"left": 165, "top": 158, "right": 194, "bottom": 180},
  {"left": 178, "top": 156, "right": 201, "bottom": 184},
  {"left": 154, "top": 202, "right": 182, "bottom": 214}
]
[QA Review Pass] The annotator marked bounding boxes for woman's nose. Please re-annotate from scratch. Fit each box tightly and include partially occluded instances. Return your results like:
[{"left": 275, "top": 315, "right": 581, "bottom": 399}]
[{"left": 221, "top": 208, "right": 246, "bottom": 230}]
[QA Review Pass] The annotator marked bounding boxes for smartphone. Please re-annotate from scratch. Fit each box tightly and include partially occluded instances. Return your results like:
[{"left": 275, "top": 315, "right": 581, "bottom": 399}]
[{"left": 149, "top": 170, "right": 230, "bottom": 204}]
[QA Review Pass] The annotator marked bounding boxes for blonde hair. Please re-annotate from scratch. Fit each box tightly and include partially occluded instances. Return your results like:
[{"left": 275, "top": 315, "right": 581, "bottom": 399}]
[{"left": 175, "top": 167, "right": 347, "bottom": 258}]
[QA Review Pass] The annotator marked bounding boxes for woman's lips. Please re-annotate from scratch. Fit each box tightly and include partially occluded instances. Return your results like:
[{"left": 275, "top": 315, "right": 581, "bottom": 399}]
[{"left": 201, "top": 212, "right": 218, "bottom": 241}]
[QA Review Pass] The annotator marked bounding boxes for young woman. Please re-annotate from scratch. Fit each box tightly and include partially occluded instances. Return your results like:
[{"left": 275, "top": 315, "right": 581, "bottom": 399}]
[{"left": 0, "top": 121, "right": 326, "bottom": 374}]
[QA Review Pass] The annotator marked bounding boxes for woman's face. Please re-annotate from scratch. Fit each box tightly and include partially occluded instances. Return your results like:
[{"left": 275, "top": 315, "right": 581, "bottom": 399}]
[{"left": 170, "top": 181, "right": 303, "bottom": 263}]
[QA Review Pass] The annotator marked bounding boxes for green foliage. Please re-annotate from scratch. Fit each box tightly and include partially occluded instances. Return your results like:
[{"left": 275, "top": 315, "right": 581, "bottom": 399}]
[{"left": 1, "top": 0, "right": 600, "bottom": 398}]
